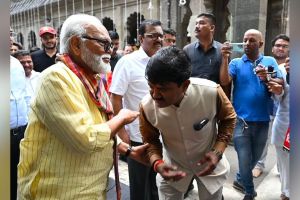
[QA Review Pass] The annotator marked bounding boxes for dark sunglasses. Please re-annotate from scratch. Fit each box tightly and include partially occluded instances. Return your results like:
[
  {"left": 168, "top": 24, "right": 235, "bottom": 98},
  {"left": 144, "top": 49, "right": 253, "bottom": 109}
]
[{"left": 82, "top": 35, "right": 113, "bottom": 51}]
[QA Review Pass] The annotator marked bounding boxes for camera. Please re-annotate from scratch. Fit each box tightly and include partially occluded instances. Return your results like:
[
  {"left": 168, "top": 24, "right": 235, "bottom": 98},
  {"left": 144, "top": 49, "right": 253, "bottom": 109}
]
[{"left": 266, "top": 65, "right": 276, "bottom": 81}]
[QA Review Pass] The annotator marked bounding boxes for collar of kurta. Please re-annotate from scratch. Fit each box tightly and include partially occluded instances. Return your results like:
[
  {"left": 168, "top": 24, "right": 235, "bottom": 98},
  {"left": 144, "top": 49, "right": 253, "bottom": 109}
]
[{"left": 58, "top": 53, "right": 113, "bottom": 116}]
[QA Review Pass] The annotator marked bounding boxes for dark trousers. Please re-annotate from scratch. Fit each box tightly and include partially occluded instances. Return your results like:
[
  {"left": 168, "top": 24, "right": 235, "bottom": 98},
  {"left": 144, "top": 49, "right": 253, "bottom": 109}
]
[
  {"left": 128, "top": 141, "right": 159, "bottom": 200},
  {"left": 10, "top": 125, "right": 26, "bottom": 200}
]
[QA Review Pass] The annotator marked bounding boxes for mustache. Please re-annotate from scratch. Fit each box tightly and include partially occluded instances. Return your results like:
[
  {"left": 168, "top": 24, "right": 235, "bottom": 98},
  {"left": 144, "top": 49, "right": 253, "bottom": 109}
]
[
  {"left": 154, "top": 42, "right": 163, "bottom": 47},
  {"left": 153, "top": 98, "right": 164, "bottom": 101}
]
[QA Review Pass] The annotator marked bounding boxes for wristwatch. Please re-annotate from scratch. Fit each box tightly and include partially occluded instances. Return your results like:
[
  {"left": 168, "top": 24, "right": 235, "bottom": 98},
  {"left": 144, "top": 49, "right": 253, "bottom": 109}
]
[
  {"left": 211, "top": 148, "right": 223, "bottom": 161},
  {"left": 125, "top": 146, "right": 132, "bottom": 157}
]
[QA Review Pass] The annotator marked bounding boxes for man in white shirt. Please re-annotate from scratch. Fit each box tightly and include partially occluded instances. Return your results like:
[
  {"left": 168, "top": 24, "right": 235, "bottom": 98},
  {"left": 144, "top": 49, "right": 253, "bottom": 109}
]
[
  {"left": 110, "top": 19, "right": 163, "bottom": 200},
  {"left": 10, "top": 28, "right": 29, "bottom": 200},
  {"left": 13, "top": 50, "right": 41, "bottom": 103}
]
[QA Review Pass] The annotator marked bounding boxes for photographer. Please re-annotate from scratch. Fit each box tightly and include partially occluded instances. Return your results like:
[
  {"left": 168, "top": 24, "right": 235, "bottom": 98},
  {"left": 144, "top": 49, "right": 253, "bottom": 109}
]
[{"left": 220, "top": 29, "right": 283, "bottom": 200}]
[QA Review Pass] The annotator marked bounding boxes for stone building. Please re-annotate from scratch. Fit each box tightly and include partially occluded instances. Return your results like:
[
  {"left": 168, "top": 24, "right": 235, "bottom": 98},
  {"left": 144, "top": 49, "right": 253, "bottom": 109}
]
[{"left": 10, "top": 0, "right": 289, "bottom": 55}]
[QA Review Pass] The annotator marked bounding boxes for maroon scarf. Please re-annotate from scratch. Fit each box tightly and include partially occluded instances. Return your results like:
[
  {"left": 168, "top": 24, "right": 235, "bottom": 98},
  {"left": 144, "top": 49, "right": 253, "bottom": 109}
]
[{"left": 59, "top": 54, "right": 113, "bottom": 116}]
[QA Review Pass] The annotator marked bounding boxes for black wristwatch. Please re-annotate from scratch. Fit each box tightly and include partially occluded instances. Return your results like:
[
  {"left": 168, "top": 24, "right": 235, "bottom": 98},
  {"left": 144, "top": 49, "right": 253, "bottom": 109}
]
[
  {"left": 125, "top": 146, "right": 132, "bottom": 157},
  {"left": 211, "top": 148, "right": 223, "bottom": 161}
]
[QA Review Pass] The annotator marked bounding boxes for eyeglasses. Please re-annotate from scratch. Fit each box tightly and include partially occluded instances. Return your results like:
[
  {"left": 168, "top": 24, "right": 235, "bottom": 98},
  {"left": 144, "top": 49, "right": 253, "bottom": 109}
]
[
  {"left": 144, "top": 32, "right": 164, "bottom": 40},
  {"left": 274, "top": 44, "right": 289, "bottom": 49},
  {"left": 81, "top": 35, "right": 113, "bottom": 51}
]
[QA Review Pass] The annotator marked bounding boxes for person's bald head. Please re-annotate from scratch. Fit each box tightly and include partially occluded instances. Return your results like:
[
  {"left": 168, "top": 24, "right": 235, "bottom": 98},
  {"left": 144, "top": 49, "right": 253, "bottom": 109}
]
[
  {"left": 244, "top": 29, "right": 263, "bottom": 42},
  {"left": 243, "top": 29, "right": 264, "bottom": 60}
]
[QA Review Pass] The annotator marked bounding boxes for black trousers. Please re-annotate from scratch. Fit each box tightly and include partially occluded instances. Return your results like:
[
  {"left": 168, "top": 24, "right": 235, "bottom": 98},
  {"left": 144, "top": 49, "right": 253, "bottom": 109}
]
[
  {"left": 128, "top": 141, "right": 159, "bottom": 200},
  {"left": 10, "top": 124, "right": 27, "bottom": 200}
]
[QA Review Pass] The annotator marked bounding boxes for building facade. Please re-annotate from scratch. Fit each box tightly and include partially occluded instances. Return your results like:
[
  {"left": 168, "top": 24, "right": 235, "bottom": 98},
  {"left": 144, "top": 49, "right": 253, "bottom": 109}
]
[{"left": 10, "top": 0, "right": 289, "bottom": 55}]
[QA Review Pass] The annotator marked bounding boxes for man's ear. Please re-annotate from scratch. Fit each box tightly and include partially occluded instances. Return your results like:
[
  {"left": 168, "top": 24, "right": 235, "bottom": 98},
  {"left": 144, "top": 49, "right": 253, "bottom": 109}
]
[
  {"left": 259, "top": 41, "right": 264, "bottom": 48},
  {"left": 210, "top": 24, "right": 215, "bottom": 32},
  {"left": 70, "top": 36, "right": 81, "bottom": 56},
  {"left": 182, "top": 79, "right": 190, "bottom": 92},
  {"left": 138, "top": 35, "right": 143, "bottom": 44}
]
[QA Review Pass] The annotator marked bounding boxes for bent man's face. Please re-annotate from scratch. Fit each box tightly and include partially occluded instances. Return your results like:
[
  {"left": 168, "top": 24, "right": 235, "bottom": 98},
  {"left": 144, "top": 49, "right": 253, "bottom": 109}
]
[{"left": 148, "top": 81, "right": 186, "bottom": 108}]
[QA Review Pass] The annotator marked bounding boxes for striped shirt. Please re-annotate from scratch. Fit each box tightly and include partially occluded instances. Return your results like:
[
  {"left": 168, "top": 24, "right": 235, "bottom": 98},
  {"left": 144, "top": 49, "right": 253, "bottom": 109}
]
[{"left": 18, "top": 62, "right": 114, "bottom": 200}]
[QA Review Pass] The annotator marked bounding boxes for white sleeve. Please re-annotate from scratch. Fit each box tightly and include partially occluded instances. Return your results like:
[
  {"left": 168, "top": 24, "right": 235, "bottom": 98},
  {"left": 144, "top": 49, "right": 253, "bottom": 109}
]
[{"left": 109, "top": 56, "right": 131, "bottom": 96}]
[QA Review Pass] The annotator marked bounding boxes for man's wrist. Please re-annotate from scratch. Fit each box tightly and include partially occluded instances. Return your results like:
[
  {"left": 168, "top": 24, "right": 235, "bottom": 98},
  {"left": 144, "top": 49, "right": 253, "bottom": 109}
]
[
  {"left": 153, "top": 159, "right": 164, "bottom": 172},
  {"left": 125, "top": 146, "right": 132, "bottom": 157},
  {"left": 210, "top": 148, "right": 223, "bottom": 160}
]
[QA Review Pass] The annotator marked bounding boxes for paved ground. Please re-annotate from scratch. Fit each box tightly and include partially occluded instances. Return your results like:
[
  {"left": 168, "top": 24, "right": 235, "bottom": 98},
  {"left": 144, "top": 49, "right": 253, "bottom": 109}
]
[{"left": 107, "top": 144, "right": 281, "bottom": 200}]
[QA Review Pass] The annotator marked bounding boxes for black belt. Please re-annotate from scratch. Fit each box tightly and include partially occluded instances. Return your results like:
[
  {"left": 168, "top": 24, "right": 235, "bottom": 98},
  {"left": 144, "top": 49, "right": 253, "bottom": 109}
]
[
  {"left": 10, "top": 124, "right": 27, "bottom": 136},
  {"left": 130, "top": 140, "right": 143, "bottom": 147}
]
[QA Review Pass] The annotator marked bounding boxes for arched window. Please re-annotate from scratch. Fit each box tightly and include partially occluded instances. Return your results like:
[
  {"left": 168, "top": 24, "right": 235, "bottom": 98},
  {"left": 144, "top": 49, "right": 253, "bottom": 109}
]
[
  {"left": 27, "top": 30, "right": 37, "bottom": 49},
  {"left": 17, "top": 32, "right": 24, "bottom": 46},
  {"left": 102, "top": 17, "right": 115, "bottom": 31},
  {"left": 126, "top": 12, "right": 145, "bottom": 45}
]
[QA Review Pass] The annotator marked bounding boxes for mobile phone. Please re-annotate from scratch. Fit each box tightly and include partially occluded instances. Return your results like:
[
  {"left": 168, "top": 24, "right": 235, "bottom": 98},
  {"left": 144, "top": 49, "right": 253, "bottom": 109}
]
[
  {"left": 267, "top": 65, "right": 276, "bottom": 81},
  {"left": 230, "top": 43, "right": 244, "bottom": 53}
]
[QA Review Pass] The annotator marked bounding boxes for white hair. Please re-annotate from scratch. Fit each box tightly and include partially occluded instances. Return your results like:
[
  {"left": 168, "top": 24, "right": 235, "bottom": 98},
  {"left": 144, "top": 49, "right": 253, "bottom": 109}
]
[{"left": 59, "top": 14, "right": 103, "bottom": 53}]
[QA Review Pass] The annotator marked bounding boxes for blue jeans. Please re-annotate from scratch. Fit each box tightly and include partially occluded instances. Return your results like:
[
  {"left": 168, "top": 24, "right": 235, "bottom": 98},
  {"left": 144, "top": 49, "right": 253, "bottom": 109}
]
[{"left": 233, "top": 117, "right": 269, "bottom": 196}]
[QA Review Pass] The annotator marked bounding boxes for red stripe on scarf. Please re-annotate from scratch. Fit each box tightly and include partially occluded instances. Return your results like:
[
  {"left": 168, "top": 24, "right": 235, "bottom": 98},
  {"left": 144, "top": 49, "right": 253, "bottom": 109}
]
[{"left": 59, "top": 54, "right": 113, "bottom": 115}]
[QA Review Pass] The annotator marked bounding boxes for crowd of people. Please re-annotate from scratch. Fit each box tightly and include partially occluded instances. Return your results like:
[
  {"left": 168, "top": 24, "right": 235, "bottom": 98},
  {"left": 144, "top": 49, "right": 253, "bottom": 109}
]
[{"left": 10, "top": 12, "right": 289, "bottom": 200}]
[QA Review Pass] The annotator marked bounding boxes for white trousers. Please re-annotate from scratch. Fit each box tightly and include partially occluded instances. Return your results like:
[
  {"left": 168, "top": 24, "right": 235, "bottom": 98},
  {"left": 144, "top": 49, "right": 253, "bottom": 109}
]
[
  {"left": 156, "top": 175, "right": 223, "bottom": 200},
  {"left": 275, "top": 145, "right": 290, "bottom": 197}
]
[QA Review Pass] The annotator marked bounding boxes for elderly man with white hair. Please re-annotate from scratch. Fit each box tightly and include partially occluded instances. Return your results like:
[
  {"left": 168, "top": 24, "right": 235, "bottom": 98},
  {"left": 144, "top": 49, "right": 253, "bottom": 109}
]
[{"left": 17, "top": 14, "right": 148, "bottom": 200}]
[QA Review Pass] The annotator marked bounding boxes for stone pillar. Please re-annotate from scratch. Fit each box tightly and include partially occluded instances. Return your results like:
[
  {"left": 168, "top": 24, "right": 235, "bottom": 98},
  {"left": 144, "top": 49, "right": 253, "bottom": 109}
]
[
  {"left": 151, "top": 0, "right": 160, "bottom": 20},
  {"left": 160, "top": 0, "right": 192, "bottom": 48},
  {"left": 228, "top": 0, "right": 268, "bottom": 47},
  {"left": 264, "top": 0, "right": 289, "bottom": 55}
]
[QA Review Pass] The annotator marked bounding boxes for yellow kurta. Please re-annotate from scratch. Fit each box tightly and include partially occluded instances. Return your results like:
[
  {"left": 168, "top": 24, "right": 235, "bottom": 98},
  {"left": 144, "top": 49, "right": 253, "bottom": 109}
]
[{"left": 18, "top": 62, "right": 114, "bottom": 200}]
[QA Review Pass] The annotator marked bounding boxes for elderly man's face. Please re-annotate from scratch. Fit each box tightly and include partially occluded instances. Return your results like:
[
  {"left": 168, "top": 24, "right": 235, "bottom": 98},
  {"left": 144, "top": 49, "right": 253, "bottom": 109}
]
[{"left": 78, "top": 24, "right": 112, "bottom": 74}]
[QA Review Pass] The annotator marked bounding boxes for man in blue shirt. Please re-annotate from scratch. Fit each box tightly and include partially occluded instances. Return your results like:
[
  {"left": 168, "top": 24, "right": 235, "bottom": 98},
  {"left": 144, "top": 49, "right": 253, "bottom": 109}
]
[{"left": 220, "top": 29, "right": 282, "bottom": 200}]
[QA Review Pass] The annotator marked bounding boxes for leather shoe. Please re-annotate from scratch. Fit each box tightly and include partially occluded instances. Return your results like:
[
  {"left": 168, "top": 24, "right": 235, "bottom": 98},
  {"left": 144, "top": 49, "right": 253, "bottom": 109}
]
[
  {"left": 233, "top": 181, "right": 245, "bottom": 193},
  {"left": 243, "top": 194, "right": 255, "bottom": 200},
  {"left": 233, "top": 181, "right": 257, "bottom": 197},
  {"left": 280, "top": 194, "right": 289, "bottom": 200}
]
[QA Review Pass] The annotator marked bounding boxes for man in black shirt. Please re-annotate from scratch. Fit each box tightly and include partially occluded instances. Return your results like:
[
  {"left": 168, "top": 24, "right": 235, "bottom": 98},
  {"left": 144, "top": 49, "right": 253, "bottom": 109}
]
[
  {"left": 182, "top": 13, "right": 231, "bottom": 198},
  {"left": 108, "top": 31, "right": 122, "bottom": 72},
  {"left": 31, "top": 26, "right": 58, "bottom": 72},
  {"left": 183, "top": 13, "right": 231, "bottom": 97}
]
